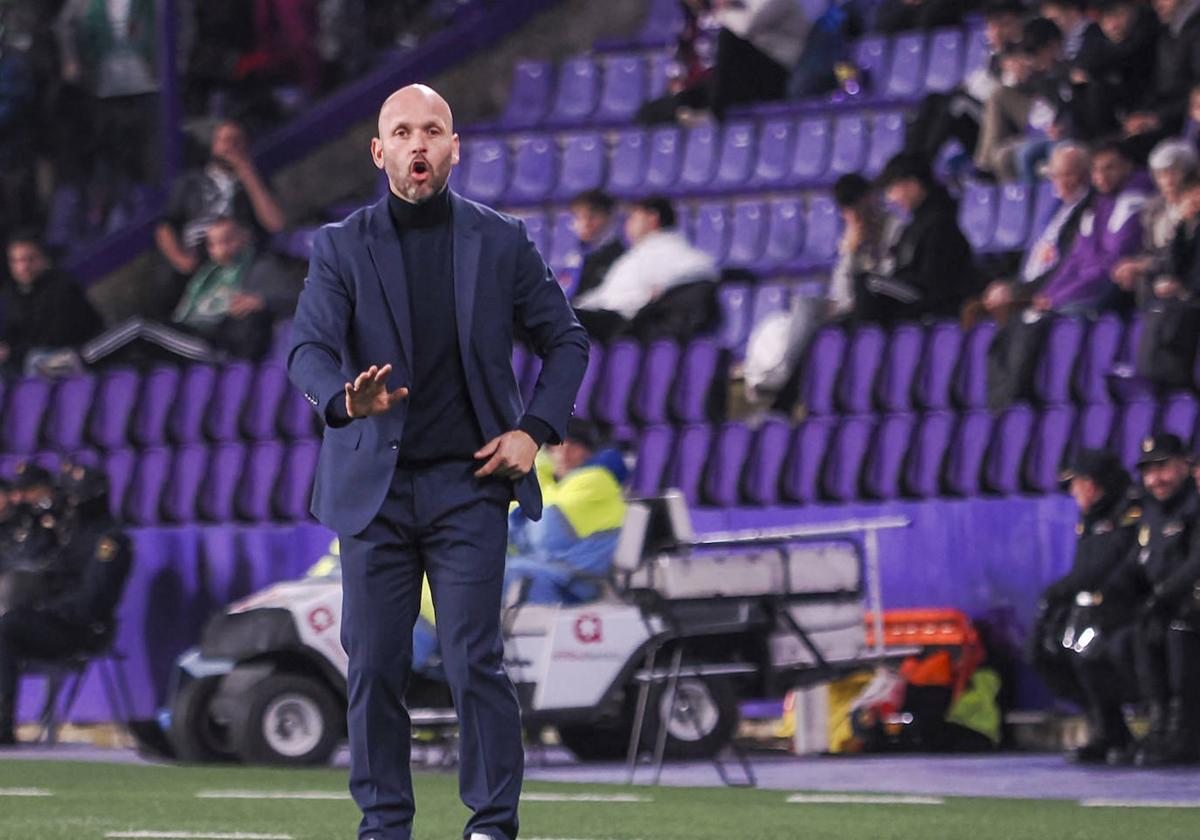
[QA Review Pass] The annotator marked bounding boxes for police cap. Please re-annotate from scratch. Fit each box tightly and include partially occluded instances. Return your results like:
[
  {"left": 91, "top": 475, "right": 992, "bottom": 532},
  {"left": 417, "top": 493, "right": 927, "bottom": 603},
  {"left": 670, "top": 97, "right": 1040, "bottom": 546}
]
[
  {"left": 1136, "top": 433, "right": 1191, "bottom": 469},
  {"left": 1059, "top": 448, "right": 1128, "bottom": 490}
]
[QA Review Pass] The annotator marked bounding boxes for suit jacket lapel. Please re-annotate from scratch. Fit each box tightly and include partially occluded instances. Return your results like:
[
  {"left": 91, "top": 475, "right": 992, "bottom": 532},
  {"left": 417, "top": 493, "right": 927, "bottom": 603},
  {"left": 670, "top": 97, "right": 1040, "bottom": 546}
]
[
  {"left": 364, "top": 196, "right": 413, "bottom": 373},
  {"left": 452, "top": 192, "right": 480, "bottom": 377}
]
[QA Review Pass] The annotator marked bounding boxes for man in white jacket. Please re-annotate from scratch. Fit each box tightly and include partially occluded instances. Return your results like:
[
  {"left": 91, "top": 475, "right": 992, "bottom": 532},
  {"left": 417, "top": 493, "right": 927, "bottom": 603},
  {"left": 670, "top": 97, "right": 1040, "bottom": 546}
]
[{"left": 574, "top": 196, "right": 717, "bottom": 342}]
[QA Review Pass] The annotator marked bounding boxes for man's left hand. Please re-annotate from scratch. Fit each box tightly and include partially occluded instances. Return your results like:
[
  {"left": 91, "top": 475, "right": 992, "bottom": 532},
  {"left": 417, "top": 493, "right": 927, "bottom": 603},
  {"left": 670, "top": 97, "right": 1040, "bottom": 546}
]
[
  {"left": 228, "top": 292, "right": 266, "bottom": 318},
  {"left": 474, "top": 431, "right": 538, "bottom": 479}
]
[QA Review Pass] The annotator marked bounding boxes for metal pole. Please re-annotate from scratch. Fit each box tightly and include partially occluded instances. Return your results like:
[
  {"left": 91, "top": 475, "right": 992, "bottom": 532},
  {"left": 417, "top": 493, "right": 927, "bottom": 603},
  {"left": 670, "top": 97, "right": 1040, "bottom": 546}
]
[
  {"left": 864, "top": 527, "right": 887, "bottom": 663},
  {"left": 156, "top": 0, "right": 183, "bottom": 184}
]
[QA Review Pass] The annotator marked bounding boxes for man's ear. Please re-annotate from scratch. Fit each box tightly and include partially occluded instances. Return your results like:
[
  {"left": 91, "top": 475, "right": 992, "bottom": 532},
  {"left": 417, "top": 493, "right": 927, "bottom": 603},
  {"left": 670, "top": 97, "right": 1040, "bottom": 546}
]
[
  {"left": 452, "top": 134, "right": 461, "bottom": 165},
  {"left": 370, "top": 137, "right": 384, "bottom": 170}
]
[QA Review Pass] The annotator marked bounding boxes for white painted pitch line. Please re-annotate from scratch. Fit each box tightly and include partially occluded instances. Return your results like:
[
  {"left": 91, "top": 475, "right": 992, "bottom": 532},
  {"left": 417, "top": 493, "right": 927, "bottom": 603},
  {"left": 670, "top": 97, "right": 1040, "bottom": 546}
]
[
  {"left": 521, "top": 792, "right": 652, "bottom": 803},
  {"left": 526, "top": 837, "right": 645, "bottom": 840},
  {"left": 0, "top": 787, "right": 52, "bottom": 796},
  {"left": 1081, "top": 799, "right": 1200, "bottom": 809},
  {"left": 196, "top": 790, "right": 348, "bottom": 801},
  {"left": 105, "top": 833, "right": 294, "bottom": 840},
  {"left": 786, "top": 793, "right": 945, "bottom": 806}
]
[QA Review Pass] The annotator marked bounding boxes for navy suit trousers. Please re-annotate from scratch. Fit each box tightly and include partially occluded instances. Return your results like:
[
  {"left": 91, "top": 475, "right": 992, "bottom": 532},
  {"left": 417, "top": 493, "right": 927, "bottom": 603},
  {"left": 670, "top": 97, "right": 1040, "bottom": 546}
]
[{"left": 340, "top": 460, "right": 523, "bottom": 840}]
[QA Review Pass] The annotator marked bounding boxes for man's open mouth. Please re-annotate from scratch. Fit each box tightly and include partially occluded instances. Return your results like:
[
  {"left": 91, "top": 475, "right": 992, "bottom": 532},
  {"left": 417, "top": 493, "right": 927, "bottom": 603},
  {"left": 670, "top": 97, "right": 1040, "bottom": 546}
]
[{"left": 411, "top": 160, "right": 430, "bottom": 176}]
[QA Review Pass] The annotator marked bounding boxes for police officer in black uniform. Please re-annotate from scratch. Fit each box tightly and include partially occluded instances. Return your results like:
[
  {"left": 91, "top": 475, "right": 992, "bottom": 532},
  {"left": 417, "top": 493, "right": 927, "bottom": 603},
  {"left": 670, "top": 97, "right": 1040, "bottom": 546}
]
[
  {"left": 1109, "top": 434, "right": 1200, "bottom": 766},
  {"left": 1033, "top": 449, "right": 1143, "bottom": 763},
  {"left": 0, "top": 461, "right": 131, "bottom": 746}
]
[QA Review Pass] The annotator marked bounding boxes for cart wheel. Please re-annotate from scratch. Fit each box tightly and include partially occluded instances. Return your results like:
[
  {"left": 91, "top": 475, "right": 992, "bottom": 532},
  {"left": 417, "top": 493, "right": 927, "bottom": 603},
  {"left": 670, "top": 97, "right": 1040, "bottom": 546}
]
[
  {"left": 168, "top": 676, "right": 236, "bottom": 764},
  {"left": 228, "top": 673, "right": 341, "bottom": 766},
  {"left": 646, "top": 676, "right": 739, "bottom": 760}
]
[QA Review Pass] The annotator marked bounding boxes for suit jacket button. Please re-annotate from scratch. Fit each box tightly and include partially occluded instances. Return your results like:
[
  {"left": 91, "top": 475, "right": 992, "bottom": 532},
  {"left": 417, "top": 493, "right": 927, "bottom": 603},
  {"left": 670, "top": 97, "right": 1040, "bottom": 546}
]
[{"left": 390, "top": 440, "right": 399, "bottom": 450}]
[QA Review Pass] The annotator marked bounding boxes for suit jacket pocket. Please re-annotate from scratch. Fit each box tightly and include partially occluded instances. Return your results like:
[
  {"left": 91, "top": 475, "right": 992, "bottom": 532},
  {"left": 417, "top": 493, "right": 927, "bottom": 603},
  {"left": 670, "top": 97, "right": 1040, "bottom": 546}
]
[{"left": 324, "top": 423, "right": 362, "bottom": 450}]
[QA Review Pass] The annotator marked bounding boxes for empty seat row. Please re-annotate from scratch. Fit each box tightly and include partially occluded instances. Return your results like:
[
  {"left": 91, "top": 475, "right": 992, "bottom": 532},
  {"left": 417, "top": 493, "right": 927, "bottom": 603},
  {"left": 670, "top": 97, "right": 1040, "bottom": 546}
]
[
  {"left": 0, "top": 440, "right": 319, "bottom": 525},
  {"left": 0, "top": 362, "right": 319, "bottom": 455}
]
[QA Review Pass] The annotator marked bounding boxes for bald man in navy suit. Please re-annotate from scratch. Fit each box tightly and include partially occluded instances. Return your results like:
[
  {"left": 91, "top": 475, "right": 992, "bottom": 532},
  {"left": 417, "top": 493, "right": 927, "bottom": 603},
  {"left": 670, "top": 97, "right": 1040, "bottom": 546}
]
[{"left": 288, "top": 84, "right": 588, "bottom": 840}]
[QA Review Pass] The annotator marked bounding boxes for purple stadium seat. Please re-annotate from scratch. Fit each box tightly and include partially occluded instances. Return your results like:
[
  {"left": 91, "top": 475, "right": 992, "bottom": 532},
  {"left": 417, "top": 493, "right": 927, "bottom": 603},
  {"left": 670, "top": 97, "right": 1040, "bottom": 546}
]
[
  {"left": 963, "top": 25, "right": 989, "bottom": 79},
  {"left": 645, "top": 126, "right": 683, "bottom": 192},
  {"left": 801, "top": 194, "right": 839, "bottom": 265},
  {"left": 885, "top": 33, "right": 928, "bottom": 100},
  {"left": 631, "top": 425, "right": 674, "bottom": 498},
  {"left": 760, "top": 197, "right": 806, "bottom": 270},
  {"left": 876, "top": 324, "right": 925, "bottom": 412},
  {"left": 853, "top": 36, "right": 891, "bottom": 94},
  {"left": 1024, "top": 405, "right": 1077, "bottom": 493},
  {"left": 632, "top": 339, "right": 682, "bottom": 426},
  {"left": 837, "top": 324, "right": 887, "bottom": 413},
  {"left": 44, "top": 374, "right": 96, "bottom": 451},
  {"left": 925, "top": 28, "right": 965, "bottom": 93},
  {"left": 647, "top": 53, "right": 672, "bottom": 100},
  {"left": 241, "top": 364, "right": 287, "bottom": 441},
  {"left": 275, "top": 440, "right": 319, "bottom": 521},
  {"left": 1160, "top": 392, "right": 1200, "bottom": 445},
  {"left": 596, "top": 54, "right": 647, "bottom": 124},
  {"left": 555, "top": 132, "right": 606, "bottom": 200},
  {"left": 631, "top": 0, "right": 685, "bottom": 48},
  {"left": 204, "top": 362, "right": 254, "bottom": 443},
  {"left": 714, "top": 121, "right": 756, "bottom": 191},
  {"left": 163, "top": 444, "right": 207, "bottom": 524},
  {"left": 87, "top": 368, "right": 141, "bottom": 450},
  {"left": 278, "top": 387, "right": 318, "bottom": 440},
  {"left": 797, "top": 325, "right": 847, "bottom": 416},
  {"left": 1073, "top": 402, "right": 1116, "bottom": 455},
  {"left": 237, "top": 440, "right": 286, "bottom": 522},
  {"left": 664, "top": 423, "right": 714, "bottom": 505},
  {"left": 591, "top": 339, "right": 642, "bottom": 430},
  {"left": 984, "top": 403, "right": 1035, "bottom": 494},
  {"left": 130, "top": 365, "right": 180, "bottom": 447},
  {"left": 199, "top": 442, "right": 246, "bottom": 522},
  {"left": 749, "top": 281, "right": 792, "bottom": 337},
  {"left": 547, "top": 210, "right": 581, "bottom": 276},
  {"left": 781, "top": 417, "right": 835, "bottom": 503},
  {"left": 1109, "top": 315, "right": 1155, "bottom": 403},
  {"left": 960, "top": 182, "right": 997, "bottom": 252},
  {"left": 460, "top": 138, "right": 509, "bottom": 204},
  {"left": 548, "top": 57, "right": 600, "bottom": 125},
  {"left": 991, "top": 183, "right": 1032, "bottom": 252},
  {"left": 606, "top": 128, "right": 649, "bottom": 197},
  {"left": 743, "top": 419, "right": 791, "bottom": 506},
  {"left": 788, "top": 117, "right": 832, "bottom": 184},
  {"left": 1111, "top": 400, "right": 1157, "bottom": 471},
  {"left": 691, "top": 202, "right": 730, "bottom": 263},
  {"left": 864, "top": 413, "right": 916, "bottom": 500},
  {"left": 727, "top": 200, "right": 767, "bottom": 268},
  {"left": 124, "top": 447, "right": 171, "bottom": 526},
  {"left": 704, "top": 422, "right": 753, "bottom": 507},
  {"left": 103, "top": 448, "right": 136, "bottom": 520},
  {"left": 954, "top": 320, "right": 996, "bottom": 409},
  {"left": 914, "top": 321, "right": 964, "bottom": 410},
  {"left": 507, "top": 135, "right": 556, "bottom": 204},
  {"left": 751, "top": 119, "right": 795, "bottom": 187},
  {"left": 499, "top": 60, "right": 553, "bottom": 128},
  {"left": 520, "top": 211, "right": 550, "bottom": 256},
  {"left": 1074, "top": 314, "right": 1123, "bottom": 403},
  {"left": 865, "top": 112, "right": 906, "bottom": 178},
  {"left": 717, "top": 283, "right": 752, "bottom": 349},
  {"left": 672, "top": 337, "right": 721, "bottom": 423},
  {"left": 829, "top": 115, "right": 868, "bottom": 178},
  {"left": 572, "top": 343, "right": 605, "bottom": 420},
  {"left": 822, "top": 415, "right": 875, "bottom": 502},
  {"left": 905, "top": 411, "right": 954, "bottom": 498},
  {"left": 944, "top": 410, "right": 993, "bottom": 496},
  {"left": 1033, "top": 316, "right": 1085, "bottom": 405},
  {"left": 677, "top": 123, "right": 719, "bottom": 192}
]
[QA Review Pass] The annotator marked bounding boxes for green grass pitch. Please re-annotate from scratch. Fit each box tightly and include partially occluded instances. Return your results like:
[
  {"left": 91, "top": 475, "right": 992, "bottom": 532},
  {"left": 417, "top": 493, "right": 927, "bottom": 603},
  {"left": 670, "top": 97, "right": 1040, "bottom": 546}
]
[{"left": 0, "top": 760, "right": 1196, "bottom": 840}]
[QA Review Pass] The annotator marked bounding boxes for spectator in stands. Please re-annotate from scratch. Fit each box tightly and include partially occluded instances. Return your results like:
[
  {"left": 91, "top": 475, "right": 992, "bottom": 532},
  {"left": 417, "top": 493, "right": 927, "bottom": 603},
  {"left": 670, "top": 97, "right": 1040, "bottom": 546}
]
[
  {"left": 0, "top": 230, "right": 103, "bottom": 375},
  {"left": 1033, "top": 140, "right": 1148, "bottom": 313},
  {"left": 568, "top": 190, "right": 625, "bottom": 301},
  {"left": 84, "top": 216, "right": 300, "bottom": 364},
  {"left": 573, "top": 196, "right": 717, "bottom": 342},
  {"left": 155, "top": 120, "right": 286, "bottom": 313},
  {"left": 708, "top": 0, "right": 811, "bottom": 117},
  {"left": 1121, "top": 0, "right": 1200, "bottom": 163},
  {"left": 1038, "top": 0, "right": 1105, "bottom": 62},
  {"left": 0, "top": 25, "right": 38, "bottom": 235},
  {"left": 829, "top": 172, "right": 899, "bottom": 320},
  {"left": 504, "top": 418, "right": 627, "bottom": 605},
  {"left": 902, "top": 0, "right": 1026, "bottom": 168},
  {"left": 1184, "top": 82, "right": 1200, "bottom": 151},
  {"left": 873, "top": 0, "right": 975, "bottom": 34},
  {"left": 965, "top": 142, "right": 1093, "bottom": 328},
  {"left": 635, "top": 0, "right": 716, "bottom": 125},
  {"left": 1066, "top": 0, "right": 1158, "bottom": 141},
  {"left": 974, "top": 17, "right": 1071, "bottom": 181},
  {"left": 181, "top": 0, "right": 260, "bottom": 118},
  {"left": 852, "top": 153, "right": 978, "bottom": 325}
]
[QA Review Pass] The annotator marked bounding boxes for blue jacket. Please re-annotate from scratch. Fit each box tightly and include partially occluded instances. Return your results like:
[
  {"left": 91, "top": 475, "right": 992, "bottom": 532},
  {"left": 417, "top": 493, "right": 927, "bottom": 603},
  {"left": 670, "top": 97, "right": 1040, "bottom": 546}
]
[{"left": 288, "top": 191, "right": 589, "bottom": 536}]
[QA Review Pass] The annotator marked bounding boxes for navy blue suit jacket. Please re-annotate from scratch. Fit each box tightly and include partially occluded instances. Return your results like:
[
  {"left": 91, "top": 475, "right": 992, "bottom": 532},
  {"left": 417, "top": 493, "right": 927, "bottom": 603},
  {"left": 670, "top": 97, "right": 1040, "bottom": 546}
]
[{"left": 288, "top": 191, "right": 589, "bottom": 536}]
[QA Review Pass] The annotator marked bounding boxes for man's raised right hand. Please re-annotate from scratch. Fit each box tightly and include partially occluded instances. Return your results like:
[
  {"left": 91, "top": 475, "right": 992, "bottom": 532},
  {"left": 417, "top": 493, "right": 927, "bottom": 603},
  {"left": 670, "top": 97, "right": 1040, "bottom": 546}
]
[{"left": 345, "top": 364, "right": 408, "bottom": 418}]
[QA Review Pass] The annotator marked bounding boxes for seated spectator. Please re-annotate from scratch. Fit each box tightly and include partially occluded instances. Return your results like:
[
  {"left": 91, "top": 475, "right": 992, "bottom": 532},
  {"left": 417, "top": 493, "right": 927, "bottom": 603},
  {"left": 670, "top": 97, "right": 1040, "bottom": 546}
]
[
  {"left": 568, "top": 190, "right": 625, "bottom": 301},
  {"left": 903, "top": 1, "right": 1026, "bottom": 168},
  {"left": 708, "top": 0, "right": 812, "bottom": 118},
  {"left": 874, "top": 0, "right": 976, "bottom": 34},
  {"left": 966, "top": 142, "right": 1093, "bottom": 327},
  {"left": 574, "top": 196, "right": 717, "bottom": 342},
  {"left": 1038, "top": 0, "right": 1105, "bottom": 63},
  {"left": 154, "top": 120, "right": 286, "bottom": 314},
  {"left": 0, "top": 230, "right": 103, "bottom": 375},
  {"left": 852, "top": 153, "right": 979, "bottom": 325},
  {"left": 1120, "top": 0, "right": 1200, "bottom": 162},
  {"left": 1066, "top": 0, "right": 1158, "bottom": 141},
  {"left": 504, "top": 419, "right": 627, "bottom": 606},
  {"left": 1033, "top": 140, "right": 1149, "bottom": 313},
  {"left": 82, "top": 217, "right": 301, "bottom": 365},
  {"left": 635, "top": 0, "right": 716, "bottom": 125},
  {"left": 828, "top": 173, "right": 900, "bottom": 321}
]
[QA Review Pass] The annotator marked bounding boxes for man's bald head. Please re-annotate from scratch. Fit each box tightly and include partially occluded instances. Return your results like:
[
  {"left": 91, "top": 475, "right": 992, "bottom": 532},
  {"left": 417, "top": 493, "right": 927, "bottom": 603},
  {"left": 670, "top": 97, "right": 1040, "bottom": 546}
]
[
  {"left": 1046, "top": 142, "right": 1091, "bottom": 202},
  {"left": 371, "top": 84, "right": 459, "bottom": 203}
]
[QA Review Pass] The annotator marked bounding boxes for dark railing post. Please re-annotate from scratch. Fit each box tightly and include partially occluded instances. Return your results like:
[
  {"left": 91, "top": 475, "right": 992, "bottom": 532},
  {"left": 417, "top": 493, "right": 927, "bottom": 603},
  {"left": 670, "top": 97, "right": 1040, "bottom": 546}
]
[{"left": 157, "top": 0, "right": 183, "bottom": 185}]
